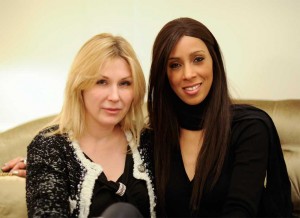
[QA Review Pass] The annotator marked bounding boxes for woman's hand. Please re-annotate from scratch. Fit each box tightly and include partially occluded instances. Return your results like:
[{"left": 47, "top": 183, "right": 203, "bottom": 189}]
[{"left": 1, "top": 156, "right": 27, "bottom": 177}]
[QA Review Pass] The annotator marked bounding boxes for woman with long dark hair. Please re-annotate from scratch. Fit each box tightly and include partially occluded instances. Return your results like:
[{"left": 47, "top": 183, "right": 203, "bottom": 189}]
[{"left": 146, "top": 17, "right": 292, "bottom": 217}]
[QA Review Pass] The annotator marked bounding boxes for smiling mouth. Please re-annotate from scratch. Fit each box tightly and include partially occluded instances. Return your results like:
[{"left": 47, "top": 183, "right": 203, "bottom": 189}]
[{"left": 183, "top": 83, "right": 202, "bottom": 91}]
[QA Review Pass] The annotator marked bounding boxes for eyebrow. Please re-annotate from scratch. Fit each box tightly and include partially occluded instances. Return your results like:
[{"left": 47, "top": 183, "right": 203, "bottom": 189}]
[
  {"left": 98, "top": 75, "right": 133, "bottom": 80},
  {"left": 168, "top": 50, "right": 206, "bottom": 60},
  {"left": 120, "top": 76, "right": 133, "bottom": 80}
]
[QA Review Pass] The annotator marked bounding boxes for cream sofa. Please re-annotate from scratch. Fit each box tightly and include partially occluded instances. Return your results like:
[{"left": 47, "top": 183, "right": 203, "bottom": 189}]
[{"left": 0, "top": 100, "right": 299, "bottom": 217}]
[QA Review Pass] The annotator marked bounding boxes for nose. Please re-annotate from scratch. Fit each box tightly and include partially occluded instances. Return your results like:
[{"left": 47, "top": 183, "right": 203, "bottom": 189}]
[
  {"left": 183, "top": 64, "right": 196, "bottom": 80},
  {"left": 108, "top": 85, "right": 120, "bottom": 101}
]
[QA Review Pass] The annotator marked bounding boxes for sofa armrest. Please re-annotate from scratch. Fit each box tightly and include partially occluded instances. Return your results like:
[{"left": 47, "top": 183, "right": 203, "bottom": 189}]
[{"left": 0, "top": 176, "right": 27, "bottom": 218}]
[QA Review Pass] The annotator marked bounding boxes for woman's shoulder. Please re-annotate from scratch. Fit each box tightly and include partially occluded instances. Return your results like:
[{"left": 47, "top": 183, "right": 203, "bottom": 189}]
[
  {"left": 140, "top": 128, "right": 154, "bottom": 142},
  {"left": 140, "top": 128, "right": 154, "bottom": 149},
  {"left": 230, "top": 104, "right": 277, "bottom": 142},
  {"left": 28, "top": 125, "right": 70, "bottom": 151},
  {"left": 139, "top": 128, "right": 154, "bottom": 158},
  {"left": 231, "top": 104, "right": 274, "bottom": 127}
]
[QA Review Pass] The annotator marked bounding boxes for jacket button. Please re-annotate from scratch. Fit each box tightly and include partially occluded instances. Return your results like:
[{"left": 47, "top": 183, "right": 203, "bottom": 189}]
[{"left": 138, "top": 164, "right": 145, "bottom": 172}]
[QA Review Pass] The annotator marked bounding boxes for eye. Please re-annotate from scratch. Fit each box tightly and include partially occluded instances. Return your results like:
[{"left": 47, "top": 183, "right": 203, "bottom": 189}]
[
  {"left": 119, "top": 80, "right": 132, "bottom": 86},
  {"left": 96, "top": 79, "right": 107, "bottom": 85},
  {"left": 169, "top": 62, "right": 181, "bottom": 69},
  {"left": 194, "top": 56, "right": 204, "bottom": 63}
]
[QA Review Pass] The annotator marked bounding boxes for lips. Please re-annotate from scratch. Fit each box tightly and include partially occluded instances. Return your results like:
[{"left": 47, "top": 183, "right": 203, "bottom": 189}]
[{"left": 103, "top": 108, "right": 121, "bottom": 114}]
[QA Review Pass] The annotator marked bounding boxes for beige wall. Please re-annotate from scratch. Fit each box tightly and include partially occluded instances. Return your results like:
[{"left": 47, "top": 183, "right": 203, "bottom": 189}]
[{"left": 1, "top": 0, "right": 300, "bottom": 131}]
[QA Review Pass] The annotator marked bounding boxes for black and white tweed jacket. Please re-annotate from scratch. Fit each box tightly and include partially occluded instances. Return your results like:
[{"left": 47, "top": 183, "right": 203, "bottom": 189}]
[{"left": 26, "top": 126, "right": 156, "bottom": 218}]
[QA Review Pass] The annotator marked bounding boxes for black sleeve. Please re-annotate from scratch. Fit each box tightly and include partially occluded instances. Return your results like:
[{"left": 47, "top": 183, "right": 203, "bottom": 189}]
[
  {"left": 222, "top": 119, "right": 269, "bottom": 217},
  {"left": 26, "top": 132, "right": 70, "bottom": 218}
]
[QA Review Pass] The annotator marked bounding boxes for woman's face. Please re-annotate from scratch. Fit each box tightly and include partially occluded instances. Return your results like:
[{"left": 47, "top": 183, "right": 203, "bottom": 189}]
[
  {"left": 167, "top": 36, "right": 213, "bottom": 105},
  {"left": 83, "top": 57, "right": 134, "bottom": 128}
]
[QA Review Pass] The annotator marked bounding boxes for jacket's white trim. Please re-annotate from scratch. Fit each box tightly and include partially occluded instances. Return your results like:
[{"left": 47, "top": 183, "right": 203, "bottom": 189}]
[
  {"left": 71, "top": 141, "right": 103, "bottom": 218},
  {"left": 126, "top": 131, "right": 156, "bottom": 218},
  {"left": 68, "top": 132, "right": 155, "bottom": 218}
]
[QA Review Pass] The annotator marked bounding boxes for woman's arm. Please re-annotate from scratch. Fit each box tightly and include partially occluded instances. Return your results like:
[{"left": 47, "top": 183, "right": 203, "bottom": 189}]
[
  {"left": 222, "top": 119, "right": 269, "bottom": 217},
  {"left": 26, "top": 132, "right": 71, "bottom": 217}
]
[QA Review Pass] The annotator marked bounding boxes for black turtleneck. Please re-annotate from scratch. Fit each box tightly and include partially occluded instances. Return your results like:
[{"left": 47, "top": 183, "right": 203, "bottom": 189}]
[{"left": 173, "top": 94, "right": 207, "bottom": 131}]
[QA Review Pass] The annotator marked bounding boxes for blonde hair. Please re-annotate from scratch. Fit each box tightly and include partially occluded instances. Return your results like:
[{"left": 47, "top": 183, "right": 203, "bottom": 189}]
[{"left": 51, "top": 33, "right": 146, "bottom": 145}]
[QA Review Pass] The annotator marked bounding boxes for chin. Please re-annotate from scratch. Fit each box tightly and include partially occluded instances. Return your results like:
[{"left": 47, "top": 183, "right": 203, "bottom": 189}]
[
  {"left": 101, "top": 118, "right": 122, "bottom": 127},
  {"left": 183, "top": 97, "right": 206, "bottom": 105}
]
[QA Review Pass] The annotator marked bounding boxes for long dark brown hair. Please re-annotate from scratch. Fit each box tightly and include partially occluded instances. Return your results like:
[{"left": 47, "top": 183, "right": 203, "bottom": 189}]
[{"left": 147, "top": 17, "right": 232, "bottom": 215}]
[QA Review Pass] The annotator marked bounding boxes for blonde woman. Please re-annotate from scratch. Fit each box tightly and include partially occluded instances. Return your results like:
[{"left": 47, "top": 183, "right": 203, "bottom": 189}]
[{"left": 24, "top": 33, "right": 155, "bottom": 217}]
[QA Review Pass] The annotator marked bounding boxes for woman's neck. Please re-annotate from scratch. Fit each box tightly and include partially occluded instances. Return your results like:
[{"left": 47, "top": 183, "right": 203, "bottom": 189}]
[
  {"left": 78, "top": 125, "right": 128, "bottom": 182},
  {"left": 79, "top": 124, "right": 126, "bottom": 153}
]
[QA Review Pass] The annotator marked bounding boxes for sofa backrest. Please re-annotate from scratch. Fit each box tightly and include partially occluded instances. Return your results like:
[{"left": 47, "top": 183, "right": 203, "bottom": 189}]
[{"left": 0, "top": 115, "right": 56, "bottom": 166}]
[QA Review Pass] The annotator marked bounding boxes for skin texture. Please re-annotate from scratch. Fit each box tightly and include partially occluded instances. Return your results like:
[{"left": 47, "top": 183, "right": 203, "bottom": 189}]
[
  {"left": 167, "top": 36, "right": 213, "bottom": 106},
  {"left": 83, "top": 57, "right": 134, "bottom": 131},
  {"left": 79, "top": 57, "right": 134, "bottom": 181}
]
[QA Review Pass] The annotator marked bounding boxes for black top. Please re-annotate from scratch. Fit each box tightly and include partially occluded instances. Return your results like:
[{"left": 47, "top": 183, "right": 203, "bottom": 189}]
[
  {"left": 87, "top": 152, "right": 150, "bottom": 217},
  {"left": 164, "top": 105, "right": 292, "bottom": 217}
]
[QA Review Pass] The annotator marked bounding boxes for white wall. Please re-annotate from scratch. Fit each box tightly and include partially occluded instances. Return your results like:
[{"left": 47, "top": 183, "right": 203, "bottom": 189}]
[{"left": 1, "top": 0, "right": 300, "bottom": 131}]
